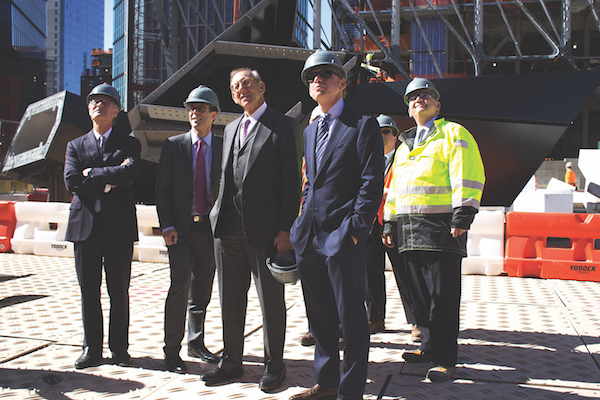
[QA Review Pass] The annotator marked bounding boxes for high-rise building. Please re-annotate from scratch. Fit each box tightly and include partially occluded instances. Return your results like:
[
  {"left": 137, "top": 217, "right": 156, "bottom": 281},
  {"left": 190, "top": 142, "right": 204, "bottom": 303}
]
[
  {"left": 112, "top": 0, "right": 310, "bottom": 111},
  {"left": 0, "top": 0, "right": 48, "bottom": 165},
  {"left": 46, "top": 0, "right": 104, "bottom": 96}
]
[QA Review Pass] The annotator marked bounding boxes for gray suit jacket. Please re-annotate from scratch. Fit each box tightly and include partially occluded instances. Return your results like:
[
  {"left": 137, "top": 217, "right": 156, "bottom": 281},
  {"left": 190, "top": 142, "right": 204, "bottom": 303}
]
[
  {"left": 210, "top": 106, "right": 302, "bottom": 249},
  {"left": 155, "top": 131, "right": 223, "bottom": 244}
]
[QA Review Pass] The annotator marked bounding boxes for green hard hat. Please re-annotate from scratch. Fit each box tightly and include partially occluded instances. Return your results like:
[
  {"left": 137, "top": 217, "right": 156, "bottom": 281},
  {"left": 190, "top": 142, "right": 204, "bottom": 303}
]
[
  {"left": 184, "top": 85, "right": 220, "bottom": 112},
  {"left": 87, "top": 83, "right": 121, "bottom": 110},
  {"left": 301, "top": 50, "right": 347, "bottom": 86},
  {"left": 376, "top": 114, "right": 399, "bottom": 135},
  {"left": 403, "top": 77, "right": 440, "bottom": 105}
]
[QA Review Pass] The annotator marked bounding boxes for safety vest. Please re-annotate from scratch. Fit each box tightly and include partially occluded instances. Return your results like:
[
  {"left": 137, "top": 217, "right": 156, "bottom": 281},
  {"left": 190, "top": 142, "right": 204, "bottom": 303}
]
[{"left": 383, "top": 118, "right": 485, "bottom": 220}]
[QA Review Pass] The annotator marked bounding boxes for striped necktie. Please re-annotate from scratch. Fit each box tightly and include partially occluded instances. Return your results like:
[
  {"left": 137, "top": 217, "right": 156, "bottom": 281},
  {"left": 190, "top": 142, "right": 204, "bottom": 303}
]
[{"left": 315, "top": 113, "right": 330, "bottom": 170}]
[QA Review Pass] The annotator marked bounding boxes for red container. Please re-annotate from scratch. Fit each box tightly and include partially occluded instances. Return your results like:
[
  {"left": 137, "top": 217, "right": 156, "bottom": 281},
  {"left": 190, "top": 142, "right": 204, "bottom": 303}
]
[
  {"left": 0, "top": 201, "right": 16, "bottom": 252},
  {"left": 505, "top": 212, "right": 600, "bottom": 282}
]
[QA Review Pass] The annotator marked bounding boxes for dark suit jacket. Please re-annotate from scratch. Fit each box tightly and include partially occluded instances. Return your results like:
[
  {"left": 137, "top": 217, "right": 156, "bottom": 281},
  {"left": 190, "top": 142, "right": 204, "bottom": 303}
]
[
  {"left": 64, "top": 128, "right": 141, "bottom": 243},
  {"left": 210, "top": 106, "right": 302, "bottom": 249},
  {"left": 290, "top": 103, "right": 384, "bottom": 257},
  {"left": 155, "top": 131, "right": 223, "bottom": 244}
]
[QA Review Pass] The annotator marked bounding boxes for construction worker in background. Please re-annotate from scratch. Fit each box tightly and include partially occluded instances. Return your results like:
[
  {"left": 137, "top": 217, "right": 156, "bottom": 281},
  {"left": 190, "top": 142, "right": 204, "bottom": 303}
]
[
  {"left": 565, "top": 161, "right": 577, "bottom": 189},
  {"left": 382, "top": 77, "right": 485, "bottom": 382}
]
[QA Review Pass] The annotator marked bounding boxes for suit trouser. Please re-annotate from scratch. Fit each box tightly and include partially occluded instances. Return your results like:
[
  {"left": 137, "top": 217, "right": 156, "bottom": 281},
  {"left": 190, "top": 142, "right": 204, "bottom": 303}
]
[
  {"left": 163, "top": 218, "right": 215, "bottom": 355},
  {"left": 213, "top": 217, "right": 286, "bottom": 374},
  {"left": 366, "top": 221, "right": 416, "bottom": 325},
  {"left": 403, "top": 251, "right": 462, "bottom": 367},
  {"left": 297, "top": 234, "right": 369, "bottom": 400},
  {"left": 73, "top": 215, "right": 133, "bottom": 353}
]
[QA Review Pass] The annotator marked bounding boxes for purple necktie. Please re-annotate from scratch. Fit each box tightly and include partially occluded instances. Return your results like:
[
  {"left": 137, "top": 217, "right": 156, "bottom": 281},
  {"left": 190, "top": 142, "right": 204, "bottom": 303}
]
[
  {"left": 241, "top": 119, "right": 251, "bottom": 144},
  {"left": 195, "top": 139, "right": 207, "bottom": 216}
]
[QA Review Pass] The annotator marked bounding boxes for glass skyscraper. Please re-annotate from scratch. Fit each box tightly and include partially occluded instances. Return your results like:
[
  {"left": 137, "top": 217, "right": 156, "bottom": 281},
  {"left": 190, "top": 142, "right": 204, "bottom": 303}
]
[{"left": 46, "top": 0, "right": 104, "bottom": 96}]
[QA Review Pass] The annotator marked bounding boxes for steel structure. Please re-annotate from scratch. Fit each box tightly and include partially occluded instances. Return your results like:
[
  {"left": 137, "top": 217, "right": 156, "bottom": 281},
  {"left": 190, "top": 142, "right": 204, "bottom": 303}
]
[{"left": 329, "top": 0, "right": 600, "bottom": 78}]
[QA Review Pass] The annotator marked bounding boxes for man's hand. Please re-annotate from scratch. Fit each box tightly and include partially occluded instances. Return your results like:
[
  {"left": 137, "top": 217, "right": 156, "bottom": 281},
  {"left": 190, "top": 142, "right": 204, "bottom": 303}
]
[
  {"left": 82, "top": 167, "right": 92, "bottom": 177},
  {"left": 450, "top": 227, "right": 467, "bottom": 238},
  {"left": 381, "top": 233, "right": 395, "bottom": 248},
  {"left": 351, "top": 235, "right": 358, "bottom": 245},
  {"left": 273, "top": 231, "right": 293, "bottom": 253},
  {"left": 163, "top": 228, "right": 178, "bottom": 246},
  {"left": 121, "top": 157, "right": 132, "bottom": 166}
]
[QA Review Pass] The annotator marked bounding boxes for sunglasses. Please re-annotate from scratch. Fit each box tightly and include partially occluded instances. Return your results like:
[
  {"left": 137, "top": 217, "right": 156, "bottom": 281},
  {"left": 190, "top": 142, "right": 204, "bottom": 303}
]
[
  {"left": 186, "top": 104, "right": 211, "bottom": 113},
  {"left": 382, "top": 128, "right": 397, "bottom": 136},
  {"left": 306, "top": 69, "right": 340, "bottom": 83},
  {"left": 407, "top": 91, "right": 434, "bottom": 103}
]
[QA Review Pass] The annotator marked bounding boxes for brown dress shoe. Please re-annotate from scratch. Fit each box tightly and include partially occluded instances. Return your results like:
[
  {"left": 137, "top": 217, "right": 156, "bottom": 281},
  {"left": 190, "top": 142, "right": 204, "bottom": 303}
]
[
  {"left": 411, "top": 325, "right": 423, "bottom": 342},
  {"left": 289, "top": 384, "right": 338, "bottom": 400},
  {"left": 300, "top": 332, "right": 315, "bottom": 346},
  {"left": 369, "top": 320, "right": 385, "bottom": 334}
]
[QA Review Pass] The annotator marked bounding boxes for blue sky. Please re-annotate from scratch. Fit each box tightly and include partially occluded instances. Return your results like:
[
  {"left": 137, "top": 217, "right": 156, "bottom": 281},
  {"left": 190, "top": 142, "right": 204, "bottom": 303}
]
[{"left": 104, "top": 0, "right": 113, "bottom": 50}]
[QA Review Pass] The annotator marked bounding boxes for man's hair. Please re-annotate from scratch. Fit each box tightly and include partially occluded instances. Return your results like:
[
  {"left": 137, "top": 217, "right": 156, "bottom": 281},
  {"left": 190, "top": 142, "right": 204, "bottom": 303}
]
[{"left": 230, "top": 68, "right": 262, "bottom": 83}]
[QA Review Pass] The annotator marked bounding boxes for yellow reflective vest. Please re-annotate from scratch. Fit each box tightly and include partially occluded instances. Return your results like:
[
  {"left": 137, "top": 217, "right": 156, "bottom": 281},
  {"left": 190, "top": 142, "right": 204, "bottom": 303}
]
[{"left": 384, "top": 118, "right": 485, "bottom": 221}]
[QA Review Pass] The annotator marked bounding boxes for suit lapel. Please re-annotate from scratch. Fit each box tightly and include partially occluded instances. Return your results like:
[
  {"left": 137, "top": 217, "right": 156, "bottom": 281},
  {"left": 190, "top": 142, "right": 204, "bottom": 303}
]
[
  {"left": 244, "top": 108, "right": 272, "bottom": 180},
  {"left": 84, "top": 130, "right": 101, "bottom": 161},
  {"left": 316, "top": 113, "right": 348, "bottom": 179},
  {"left": 210, "top": 135, "right": 223, "bottom": 204},
  {"left": 178, "top": 132, "right": 194, "bottom": 187},
  {"left": 305, "top": 121, "right": 317, "bottom": 182},
  {"left": 223, "top": 117, "right": 242, "bottom": 172}
]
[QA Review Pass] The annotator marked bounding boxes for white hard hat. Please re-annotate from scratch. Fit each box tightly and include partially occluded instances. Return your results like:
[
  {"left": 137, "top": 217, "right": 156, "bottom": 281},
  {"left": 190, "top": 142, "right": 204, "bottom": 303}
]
[{"left": 566, "top": 161, "right": 573, "bottom": 168}]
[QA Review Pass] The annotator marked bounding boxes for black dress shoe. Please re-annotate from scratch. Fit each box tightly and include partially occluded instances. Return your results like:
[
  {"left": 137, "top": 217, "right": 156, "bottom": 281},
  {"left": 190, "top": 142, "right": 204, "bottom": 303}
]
[
  {"left": 111, "top": 351, "right": 131, "bottom": 366},
  {"left": 74, "top": 347, "right": 102, "bottom": 369},
  {"left": 259, "top": 365, "right": 286, "bottom": 392},
  {"left": 164, "top": 353, "right": 188, "bottom": 373},
  {"left": 289, "top": 384, "right": 338, "bottom": 400},
  {"left": 402, "top": 349, "right": 434, "bottom": 363},
  {"left": 201, "top": 366, "right": 244, "bottom": 385},
  {"left": 188, "top": 345, "right": 220, "bottom": 363}
]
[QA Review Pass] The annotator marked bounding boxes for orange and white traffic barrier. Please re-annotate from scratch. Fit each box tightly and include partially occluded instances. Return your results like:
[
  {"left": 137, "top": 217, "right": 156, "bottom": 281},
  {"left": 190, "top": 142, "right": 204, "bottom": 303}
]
[
  {"left": 135, "top": 204, "right": 168, "bottom": 263},
  {"left": 462, "top": 208, "right": 505, "bottom": 276},
  {"left": 505, "top": 211, "right": 600, "bottom": 282},
  {"left": 11, "top": 202, "right": 73, "bottom": 257}
]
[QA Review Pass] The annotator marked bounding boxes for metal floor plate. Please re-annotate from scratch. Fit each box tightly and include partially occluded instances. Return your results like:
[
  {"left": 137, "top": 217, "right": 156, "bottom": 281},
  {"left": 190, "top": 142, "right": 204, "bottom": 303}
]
[{"left": 1, "top": 253, "right": 600, "bottom": 399}]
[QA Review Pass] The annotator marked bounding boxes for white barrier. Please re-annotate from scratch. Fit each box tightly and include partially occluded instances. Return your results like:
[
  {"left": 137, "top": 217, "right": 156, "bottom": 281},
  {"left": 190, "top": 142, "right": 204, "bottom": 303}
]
[
  {"left": 11, "top": 202, "right": 74, "bottom": 257},
  {"left": 135, "top": 204, "right": 168, "bottom": 263},
  {"left": 462, "top": 208, "right": 505, "bottom": 276}
]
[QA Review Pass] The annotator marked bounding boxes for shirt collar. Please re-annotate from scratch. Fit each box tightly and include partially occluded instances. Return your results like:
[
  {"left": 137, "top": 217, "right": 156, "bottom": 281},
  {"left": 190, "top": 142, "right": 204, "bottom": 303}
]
[
  {"left": 191, "top": 130, "right": 212, "bottom": 147},
  {"left": 245, "top": 101, "right": 267, "bottom": 124},
  {"left": 93, "top": 127, "right": 112, "bottom": 141},
  {"left": 319, "top": 98, "right": 344, "bottom": 120}
]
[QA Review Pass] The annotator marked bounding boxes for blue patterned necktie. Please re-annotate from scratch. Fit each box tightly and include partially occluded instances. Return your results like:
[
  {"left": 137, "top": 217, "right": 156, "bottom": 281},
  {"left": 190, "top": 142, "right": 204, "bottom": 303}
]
[{"left": 315, "top": 113, "right": 330, "bottom": 170}]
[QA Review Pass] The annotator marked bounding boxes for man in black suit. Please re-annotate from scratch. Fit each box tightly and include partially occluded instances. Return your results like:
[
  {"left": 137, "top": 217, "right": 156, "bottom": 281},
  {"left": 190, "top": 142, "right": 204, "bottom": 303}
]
[
  {"left": 289, "top": 50, "right": 384, "bottom": 400},
  {"left": 64, "top": 83, "right": 141, "bottom": 369},
  {"left": 155, "top": 85, "right": 223, "bottom": 373},
  {"left": 204, "top": 68, "right": 301, "bottom": 392}
]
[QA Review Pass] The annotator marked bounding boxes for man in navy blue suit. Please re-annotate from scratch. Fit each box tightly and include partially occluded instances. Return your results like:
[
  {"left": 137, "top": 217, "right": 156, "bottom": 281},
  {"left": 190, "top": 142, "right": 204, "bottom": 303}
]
[
  {"left": 64, "top": 83, "right": 141, "bottom": 369},
  {"left": 289, "top": 51, "right": 384, "bottom": 400}
]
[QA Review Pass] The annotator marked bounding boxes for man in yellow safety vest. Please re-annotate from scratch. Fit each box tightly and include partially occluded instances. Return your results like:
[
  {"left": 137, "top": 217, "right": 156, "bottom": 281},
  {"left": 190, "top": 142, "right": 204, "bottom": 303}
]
[{"left": 382, "top": 77, "right": 485, "bottom": 382}]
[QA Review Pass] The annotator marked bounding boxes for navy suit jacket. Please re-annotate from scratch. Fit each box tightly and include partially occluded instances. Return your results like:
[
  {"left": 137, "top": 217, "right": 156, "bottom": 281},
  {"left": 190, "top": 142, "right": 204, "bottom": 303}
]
[
  {"left": 155, "top": 131, "right": 223, "bottom": 244},
  {"left": 64, "top": 128, "right": 141, "bottom": 243},
  {"left": 290, "top": 103, "right": 384, "bottom": 257},
  {"left": 210, "top": 106, "right": 302, "bottom": 249}
]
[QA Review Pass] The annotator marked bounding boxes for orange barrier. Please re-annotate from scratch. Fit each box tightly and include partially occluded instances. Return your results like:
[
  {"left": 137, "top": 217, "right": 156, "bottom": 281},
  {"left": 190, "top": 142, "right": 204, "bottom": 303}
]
[
  {"left": 505, "top": 212, "right": 600, "bottom": 282},
  {"left": 0, "top": 201, "right": 16, "bottom": 252}
]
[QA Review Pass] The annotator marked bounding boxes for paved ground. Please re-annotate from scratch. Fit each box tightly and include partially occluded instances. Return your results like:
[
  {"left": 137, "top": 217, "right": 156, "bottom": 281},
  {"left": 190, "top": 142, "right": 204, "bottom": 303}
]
[{"left": 1, "top": 252, "right": 600, "bottom": 399}]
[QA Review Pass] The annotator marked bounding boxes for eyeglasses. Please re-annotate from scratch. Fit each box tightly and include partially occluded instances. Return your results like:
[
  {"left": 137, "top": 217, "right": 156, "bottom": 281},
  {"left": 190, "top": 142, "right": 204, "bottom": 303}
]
[
  {"left": 382, "top": 128, "right": 397, "bottom": 136},
  {"left": 230, "top": 78, "right": 256, "bottom": 92},
  {"left": 306, "top": 69, "right": 339, "bottom": 83},
  {"left": 186, "top": 104, "right": 211, "bottom": 113},
  {"left": 89, "top": 98, "right": 115, "bottom": 107},
  {"left": 407, "top": 91, "right": 434, "bottom": 103}
]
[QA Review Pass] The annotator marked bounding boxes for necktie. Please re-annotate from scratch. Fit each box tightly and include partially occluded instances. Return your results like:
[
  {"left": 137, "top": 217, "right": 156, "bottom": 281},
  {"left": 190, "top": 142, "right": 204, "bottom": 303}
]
[
  {"left": 240, "top": 119, "right": 251, "bottom": 145},
  {"left": 98, "top": 135, "right": 105, "bottom": 152},
  {"left": 416, "top": 128, "right": 426, "bottom": 146},
  {"left": 315, "top": 113, "right": 330, "bottom": 170},
  {"left": 195, "top": 139, "right": 207, "bottom": 216}
]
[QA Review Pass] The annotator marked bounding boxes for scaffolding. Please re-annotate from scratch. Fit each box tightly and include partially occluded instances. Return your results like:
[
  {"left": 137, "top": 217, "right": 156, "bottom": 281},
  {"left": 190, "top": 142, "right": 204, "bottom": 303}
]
[{"left": 328, "top": 0, "right": 600, "bottom": 79}]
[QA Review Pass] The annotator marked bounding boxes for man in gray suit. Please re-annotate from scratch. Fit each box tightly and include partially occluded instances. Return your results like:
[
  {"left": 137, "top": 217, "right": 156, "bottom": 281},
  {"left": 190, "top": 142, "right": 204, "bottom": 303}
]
[
  {"left": 204, "top": 68, "right": 302, "bottom": 392},
  {"left": 155, "top": 86, "right": 223, "bottom": 373}
]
